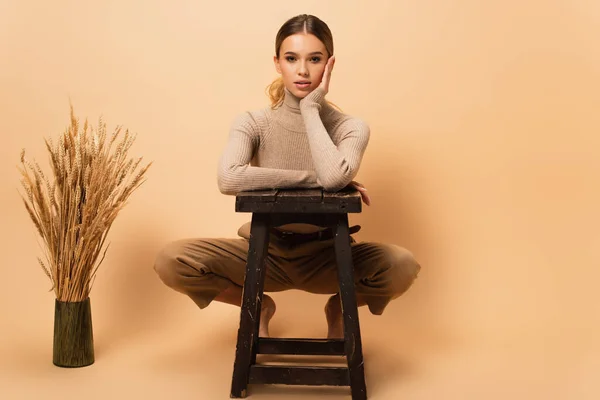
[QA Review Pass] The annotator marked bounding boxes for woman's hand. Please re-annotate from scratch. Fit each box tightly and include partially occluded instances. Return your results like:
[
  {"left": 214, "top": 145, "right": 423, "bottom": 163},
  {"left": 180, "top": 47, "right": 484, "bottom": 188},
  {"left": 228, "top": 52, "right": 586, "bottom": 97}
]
[
  {"left": 319, "top": 55, "right": 335, "bottom": 95},
  {"left": 349, "top": 180, "right": 371, "bottom": 206},
  {"left": 299, "top": 55, "right": 335, "bottom": 109}
]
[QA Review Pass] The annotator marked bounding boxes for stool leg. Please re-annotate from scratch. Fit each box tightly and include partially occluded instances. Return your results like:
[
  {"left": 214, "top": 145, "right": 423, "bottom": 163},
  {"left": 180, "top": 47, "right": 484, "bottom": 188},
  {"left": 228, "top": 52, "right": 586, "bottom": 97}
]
[
  {"left": 231, "top": 213, "right": 271, "bottom": 398},
  {"left": 333, "top": 214, "right": 367, "bottom": 400}
]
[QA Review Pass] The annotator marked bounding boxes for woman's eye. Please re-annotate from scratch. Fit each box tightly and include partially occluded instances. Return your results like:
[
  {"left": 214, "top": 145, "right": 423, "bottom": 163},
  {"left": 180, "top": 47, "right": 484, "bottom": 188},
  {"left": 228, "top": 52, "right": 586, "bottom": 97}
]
[{"left": 284, "top": 56, "right": 321, "bottom": 63}]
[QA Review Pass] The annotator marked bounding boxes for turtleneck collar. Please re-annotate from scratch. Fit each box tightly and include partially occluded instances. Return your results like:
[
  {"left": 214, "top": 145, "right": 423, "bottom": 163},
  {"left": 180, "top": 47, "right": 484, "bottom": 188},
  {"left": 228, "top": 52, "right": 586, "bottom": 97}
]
[
  {"left": 272, "top": 87, "right": 335, "bottom": 133},
  {"left": 281, "top": 87, "right": 302, "bottom": 114}
]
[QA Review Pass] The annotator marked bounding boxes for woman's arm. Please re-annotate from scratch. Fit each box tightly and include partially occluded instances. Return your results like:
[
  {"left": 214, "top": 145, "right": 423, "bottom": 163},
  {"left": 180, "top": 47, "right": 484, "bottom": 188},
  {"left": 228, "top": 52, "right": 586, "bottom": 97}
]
[
  {"left": 217, "top": 112, "right": 320, "bottom": 195},
  {"left": 299, "top": 87, "right": 370, "bottom": 192}
]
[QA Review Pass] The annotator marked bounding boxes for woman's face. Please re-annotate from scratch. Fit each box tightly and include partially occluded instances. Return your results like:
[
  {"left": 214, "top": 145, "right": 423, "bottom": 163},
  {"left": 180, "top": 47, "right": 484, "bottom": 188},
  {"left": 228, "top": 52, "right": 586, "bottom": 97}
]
[{"left": 274, "top": 33, "right": 329, "bottom": 99}]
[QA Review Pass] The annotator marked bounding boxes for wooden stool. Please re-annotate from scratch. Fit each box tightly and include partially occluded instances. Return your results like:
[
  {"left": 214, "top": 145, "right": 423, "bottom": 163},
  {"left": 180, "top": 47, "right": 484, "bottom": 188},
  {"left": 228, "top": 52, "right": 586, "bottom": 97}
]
[{"left": 230, "top": 188, "right": 367, "bottom": 399}]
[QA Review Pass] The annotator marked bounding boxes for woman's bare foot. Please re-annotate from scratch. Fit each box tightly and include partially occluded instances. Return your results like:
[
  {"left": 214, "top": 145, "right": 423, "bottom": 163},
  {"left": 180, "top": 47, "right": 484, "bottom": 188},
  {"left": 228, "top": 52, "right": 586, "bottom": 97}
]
[
  {"left": 259, "top": 294, "right": 276, "bottom": 337},
  {"left": 325, "top": 294, "right": 344, "bottom": 339},
  {"left": 214, "top": 285, "right": 276, "bottom": 337}
]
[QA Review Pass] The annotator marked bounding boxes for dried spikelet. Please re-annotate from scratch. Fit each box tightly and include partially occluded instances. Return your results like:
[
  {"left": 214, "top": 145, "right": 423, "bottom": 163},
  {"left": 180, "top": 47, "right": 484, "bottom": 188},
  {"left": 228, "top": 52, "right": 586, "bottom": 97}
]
[
  {"left": 92, "top": 128, "right": 99, "bottom": 157},
  {"left": 21, "top": 196, "right": 43, "bottom": 237},
  {"left": 38, "top": 257, "right": 54, "bottom": 291},
  {"left": 18, "top": 105, "right": 151, "bottom": 302},
  {"left": 35, "top": 162, "right": 47, "bottom": 183},
  {"left": 50, "top": 183, "right": 56, "bottom": 208},
  {"left": 20, "top": 177, "right": 34, "bottom": 203}
]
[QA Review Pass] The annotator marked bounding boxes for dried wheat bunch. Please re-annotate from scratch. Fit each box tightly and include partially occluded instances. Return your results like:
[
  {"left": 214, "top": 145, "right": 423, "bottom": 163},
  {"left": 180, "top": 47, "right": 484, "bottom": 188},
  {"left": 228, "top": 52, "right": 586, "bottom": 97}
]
[{"left": 18, "top": 105, "right": 151, "bottom": 302}]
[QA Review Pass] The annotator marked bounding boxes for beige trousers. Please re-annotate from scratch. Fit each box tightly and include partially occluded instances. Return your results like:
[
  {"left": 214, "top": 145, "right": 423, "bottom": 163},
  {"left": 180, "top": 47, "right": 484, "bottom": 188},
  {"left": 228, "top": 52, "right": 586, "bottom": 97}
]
[{"left": 154, "top": 226, "right": 421, "bottom": 315}]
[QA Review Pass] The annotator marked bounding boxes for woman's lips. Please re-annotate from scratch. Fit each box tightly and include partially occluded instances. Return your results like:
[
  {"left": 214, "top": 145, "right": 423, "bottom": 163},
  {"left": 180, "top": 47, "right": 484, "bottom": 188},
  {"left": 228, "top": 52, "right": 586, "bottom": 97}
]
[{"left": 294, "top": 82, "right": 311, "bottom": 89}]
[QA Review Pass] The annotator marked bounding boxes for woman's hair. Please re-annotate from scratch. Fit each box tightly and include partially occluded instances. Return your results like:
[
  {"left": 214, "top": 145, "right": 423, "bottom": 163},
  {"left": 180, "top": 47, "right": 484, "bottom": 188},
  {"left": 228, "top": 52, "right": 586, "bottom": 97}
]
[{"left": 266, "top": 14, "right": 335, "bottom": 109}]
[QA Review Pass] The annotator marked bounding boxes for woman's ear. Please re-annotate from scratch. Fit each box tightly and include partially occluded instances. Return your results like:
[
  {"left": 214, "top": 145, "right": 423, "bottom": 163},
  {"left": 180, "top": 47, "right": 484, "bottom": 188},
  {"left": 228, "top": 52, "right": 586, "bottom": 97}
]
[{"left": 273, "top": 55, "right": 282, "bottom": 74}]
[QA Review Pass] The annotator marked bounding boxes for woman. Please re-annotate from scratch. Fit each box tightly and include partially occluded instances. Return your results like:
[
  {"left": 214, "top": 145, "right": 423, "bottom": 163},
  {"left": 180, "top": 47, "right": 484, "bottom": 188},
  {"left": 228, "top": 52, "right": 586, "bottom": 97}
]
[{"left": 154, "top": 14, "right": 421, "bottom": 338}]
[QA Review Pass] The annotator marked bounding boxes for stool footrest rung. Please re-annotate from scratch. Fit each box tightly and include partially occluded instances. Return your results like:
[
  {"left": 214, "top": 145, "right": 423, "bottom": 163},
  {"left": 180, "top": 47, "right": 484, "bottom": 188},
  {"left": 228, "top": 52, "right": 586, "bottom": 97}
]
[
  {"left": 257, "top": 338, "right": 346, "bottom": 356},
  {"left": 249, "top": 365, "right": 350, "bottom": 386}
]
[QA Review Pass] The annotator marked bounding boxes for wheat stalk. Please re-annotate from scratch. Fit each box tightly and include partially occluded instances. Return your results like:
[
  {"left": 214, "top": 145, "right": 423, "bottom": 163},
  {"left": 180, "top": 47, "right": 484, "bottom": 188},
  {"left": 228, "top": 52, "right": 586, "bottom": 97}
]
[{"left": 18, "top": 105, "right": 152, "bottom": 302}]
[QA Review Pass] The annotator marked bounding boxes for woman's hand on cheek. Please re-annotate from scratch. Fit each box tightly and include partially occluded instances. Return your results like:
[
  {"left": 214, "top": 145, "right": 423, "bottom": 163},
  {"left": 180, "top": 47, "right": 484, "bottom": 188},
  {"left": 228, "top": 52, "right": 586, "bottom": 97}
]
[
  {"left": 319, "top": 55, "right": 335, "bottom": 95},
  {"left": 300, "top": 56, "right": 335, "bottom": 109}
]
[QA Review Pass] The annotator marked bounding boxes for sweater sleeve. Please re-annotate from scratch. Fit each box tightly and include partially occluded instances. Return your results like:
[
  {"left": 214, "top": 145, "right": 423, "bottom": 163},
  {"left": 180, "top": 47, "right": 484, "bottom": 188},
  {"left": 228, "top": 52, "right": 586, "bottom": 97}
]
[
  {"left": 299, "top": 88, "right": 371, "bottom": 192},
  {"left": 217, "top": 112, "right": 320, "bottom": 195}
]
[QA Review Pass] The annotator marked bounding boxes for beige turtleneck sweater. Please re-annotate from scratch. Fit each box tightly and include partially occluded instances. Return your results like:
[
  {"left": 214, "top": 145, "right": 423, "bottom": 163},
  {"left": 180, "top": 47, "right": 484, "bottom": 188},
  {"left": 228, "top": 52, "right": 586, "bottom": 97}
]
[{"left": 217, "top": 86, "right": 370, "bottom": 233}]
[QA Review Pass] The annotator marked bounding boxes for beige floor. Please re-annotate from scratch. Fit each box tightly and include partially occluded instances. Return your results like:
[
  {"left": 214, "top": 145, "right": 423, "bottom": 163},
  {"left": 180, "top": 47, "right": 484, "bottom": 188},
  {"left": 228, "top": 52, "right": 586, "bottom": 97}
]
[{"left": 2, "top": 280, "right": 597, "bottom": 400}]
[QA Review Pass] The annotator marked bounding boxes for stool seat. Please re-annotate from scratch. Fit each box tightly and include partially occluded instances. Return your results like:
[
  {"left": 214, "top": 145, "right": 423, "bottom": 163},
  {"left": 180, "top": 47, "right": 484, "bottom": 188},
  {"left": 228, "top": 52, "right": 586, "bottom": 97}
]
[{"left": 230, "top": 188, "right": 367, "bottom": 400}]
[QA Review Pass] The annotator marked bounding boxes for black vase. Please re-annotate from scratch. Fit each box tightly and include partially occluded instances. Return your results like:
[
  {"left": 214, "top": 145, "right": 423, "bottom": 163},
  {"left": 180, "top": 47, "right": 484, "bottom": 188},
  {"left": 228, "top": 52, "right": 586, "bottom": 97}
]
[{"left": 53, "top": 297, "right": 95, "bottom": 367}]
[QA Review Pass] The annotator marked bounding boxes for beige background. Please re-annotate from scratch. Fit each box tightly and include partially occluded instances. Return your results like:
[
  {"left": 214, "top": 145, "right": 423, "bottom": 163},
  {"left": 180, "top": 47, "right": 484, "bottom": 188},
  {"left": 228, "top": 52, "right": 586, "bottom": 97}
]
[{"left": 1, "top": 1, "right": 599, "bottom": 399}]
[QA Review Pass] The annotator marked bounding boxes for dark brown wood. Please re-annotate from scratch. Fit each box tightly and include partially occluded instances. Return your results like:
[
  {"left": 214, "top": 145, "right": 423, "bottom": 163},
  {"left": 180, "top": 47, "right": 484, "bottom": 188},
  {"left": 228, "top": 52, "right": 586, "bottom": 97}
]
[
  {"left": 236, "top": 201, "right": 361, "bottom": 214},
  {"left": 235, "top": 189, "right": 279, "bottom": 202},
  {"left": 53, "top": 297, "right": 94, "bottom": 368},
  {"left": 231, "top": 213, "right": 271, "bottom": 398},
  {"left": 323, "top": 187, "right": 361, "bottom": 202},
  {"left": 334, "top": 214, "right": 367, "bottom": 400},
  {"left": 249, "top": 365, "right": 350, "bottom": 386},
  {"left": 257, "top": 338, "right": 345, "bottom": 356},
  {"left": 235, "top": 188, "right": 361, "bottom": 214},
  {"left": 276, "top": 189, "right": 323, "bottom": 203}
]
